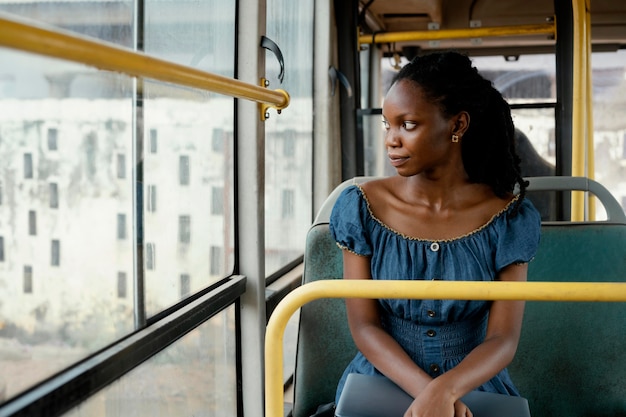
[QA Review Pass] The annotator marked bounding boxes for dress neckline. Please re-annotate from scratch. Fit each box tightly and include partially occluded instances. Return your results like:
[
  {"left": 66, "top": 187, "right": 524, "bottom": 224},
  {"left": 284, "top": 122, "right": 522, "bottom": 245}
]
[{"left": 354, "top": 184, "right": 519, "bottom": 243}]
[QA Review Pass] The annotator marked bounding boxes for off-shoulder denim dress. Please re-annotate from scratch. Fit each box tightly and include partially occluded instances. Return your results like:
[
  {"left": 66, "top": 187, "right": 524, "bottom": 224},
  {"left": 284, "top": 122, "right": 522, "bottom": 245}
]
[{"left": 329, "top": 184, "right": 541, "bottom": 402}]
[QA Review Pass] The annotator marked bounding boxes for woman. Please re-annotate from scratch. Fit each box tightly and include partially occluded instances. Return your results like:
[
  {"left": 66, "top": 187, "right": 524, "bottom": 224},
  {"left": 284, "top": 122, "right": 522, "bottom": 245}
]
[{"left": 329, "top": 52, "right": 541, "bottom": 417}]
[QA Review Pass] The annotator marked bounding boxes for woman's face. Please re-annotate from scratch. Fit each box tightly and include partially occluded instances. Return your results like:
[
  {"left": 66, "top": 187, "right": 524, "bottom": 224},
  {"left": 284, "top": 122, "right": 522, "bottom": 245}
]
[{"left": 382, "top": 79, "right": 458, "bottom": 178}]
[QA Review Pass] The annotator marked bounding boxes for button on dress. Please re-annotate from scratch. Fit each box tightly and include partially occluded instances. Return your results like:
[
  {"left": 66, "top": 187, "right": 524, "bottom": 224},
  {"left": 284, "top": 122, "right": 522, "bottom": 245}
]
[{"left": 329, "top": 184, "right": 541, "bottom": 402}]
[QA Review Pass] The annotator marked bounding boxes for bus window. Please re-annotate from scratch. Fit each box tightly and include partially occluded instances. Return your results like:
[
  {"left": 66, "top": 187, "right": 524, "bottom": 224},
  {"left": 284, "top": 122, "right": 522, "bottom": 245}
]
[
  {"left": 264, "top": 0, "right": 314, "bottom": 276},
  {"left": 141, "top": 0, "right": 236, "bottom": 316}
]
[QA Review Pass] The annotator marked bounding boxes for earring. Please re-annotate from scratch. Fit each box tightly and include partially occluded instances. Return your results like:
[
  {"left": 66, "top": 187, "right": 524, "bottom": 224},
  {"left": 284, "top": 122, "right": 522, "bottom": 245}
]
[{"left": 452, "top": 134, "right": 459, "bottom": 143}]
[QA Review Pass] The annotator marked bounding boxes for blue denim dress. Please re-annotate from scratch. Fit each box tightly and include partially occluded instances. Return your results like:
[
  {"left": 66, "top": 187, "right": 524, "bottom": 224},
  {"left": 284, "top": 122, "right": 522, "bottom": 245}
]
[{"left": 329, "top": 184, "right": 541, "bottom": 402}]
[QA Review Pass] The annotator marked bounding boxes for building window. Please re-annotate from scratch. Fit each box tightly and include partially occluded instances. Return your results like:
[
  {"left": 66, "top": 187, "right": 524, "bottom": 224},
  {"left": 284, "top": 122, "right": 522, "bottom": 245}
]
[
  {"left": 210, "top": 246, "right": 223, "bottom": 276},
  {"left": 0, "top": 236, "right": 4, "bottom": 262},
  {"left": 51, "top": 239, "right": 60, "bottom": 266},
  {"left": 283, "top": 130, "right": 296, "bottom": 157},
  {"left": 117, "top": 154, "right": 126, "bottom": 179},
  {"left": 180, "top": 274, "right": 190, "bottom": 298},
  {"left": 211, "top": 187, "right": 224, "bottom": 215},
  {"left": 85, "top": 133, "right": 97, "bottom": 179},
  {"left": 117, "top": 272, "right": 127, "bottom": 298},
  {"left": 24, "top": 153, "right": 33, "bottom": 179},
  {"left": 212, "top": 128, "right": 225, "bottom": 152},
  {"left": 28, "top": 210, "right": 37, "bottom": 235},
  {"left": 150, "top": 129, "right": 158, "bottom": 154},
  {"left": 117, "top": 213, "right": 126, "bottom": 240},
  {"left": 48, "top": 128, "right": 58, "bottom": 151},
  {"left": 146, "top": 242, "right": 155, "bottom": 270},
  {"left": 24, "top": 266, "right": 33, "bottom": 293},
  {"left": 147, "top": 185, "right": 157, "bottom": 212},
  {"left": 50, "top": 183, "right": 58, "bottom": 209},
  {"left": 282, "top": 189, "right": 295, "bottom": 218},
  {"left": 179, "top": 155, "right": 190, "bottom": 185},
  {"left": 179, "top": 215, "right": 191, "bottom": 243}
]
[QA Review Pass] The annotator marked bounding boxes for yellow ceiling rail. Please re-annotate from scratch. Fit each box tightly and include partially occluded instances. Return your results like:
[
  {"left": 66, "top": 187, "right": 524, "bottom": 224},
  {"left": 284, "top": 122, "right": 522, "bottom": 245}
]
[
  {"left": 0, "top": 14, "right": 290, "bottom": 114},
  {"left": 358, "top": 22, "right": 555, "bottom": 45},
  {"left": 266, "top": 279, "right": 626, "bottom": 417}
]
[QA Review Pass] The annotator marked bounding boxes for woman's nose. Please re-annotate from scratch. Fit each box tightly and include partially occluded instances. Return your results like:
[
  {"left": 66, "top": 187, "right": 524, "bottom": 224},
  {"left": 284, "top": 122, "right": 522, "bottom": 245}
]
[{"left": 384, "top": 130, "right": 400, "bottom": 148}]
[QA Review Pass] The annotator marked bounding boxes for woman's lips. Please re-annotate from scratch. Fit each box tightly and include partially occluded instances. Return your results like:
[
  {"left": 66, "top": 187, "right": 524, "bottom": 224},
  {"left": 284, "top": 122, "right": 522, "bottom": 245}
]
[{"left": 388, "top": 154, "right": 409, "bottom": 167}]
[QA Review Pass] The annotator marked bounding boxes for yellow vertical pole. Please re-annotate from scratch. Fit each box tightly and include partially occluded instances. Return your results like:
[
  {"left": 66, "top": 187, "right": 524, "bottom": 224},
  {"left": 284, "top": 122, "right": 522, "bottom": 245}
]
[
  {"left": 585, "top": 0, "right": 596, "bottom": 220},
  {"left": 571, "top": 0, "right": 588, "bottom": 221}
]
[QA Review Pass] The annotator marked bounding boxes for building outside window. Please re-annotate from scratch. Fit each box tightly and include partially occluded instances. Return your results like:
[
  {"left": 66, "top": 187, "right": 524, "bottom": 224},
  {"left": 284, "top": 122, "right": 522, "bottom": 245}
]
[
  {"left": 24, "top": 153, "right": 33, "bottom": 179},
  {"left": 51, "top": 239, "right": 60, "bottom": 266},
  {"left": 179, "top": 215, "right": 191, "bottom": 244},
  {"left": 49, "top": 183, "right": 59, "bottom": 209},
  {"left": 179, "top": 155, "right": 190, "bottom": 185},
  {"left": 117, "top": 213, "right": 126, "bottom": 240},
  {"left": 23, "top": 266, "right": 33, "bottom": 294},
  {"left": 147, "top": 185, "right": 157, "bottom": 212},
  {"left": 180, "top": 274, "right": 190, "bottom": 298},
  {"left": 150, "top": 129, "right": 158, "bottom": 154},
  {"left": 212, "top": 128, "right": 225, "bottom": 153},
  {"left": 117, "top": 154, "right": 126, "bottom": 179},
  {"left": 117, "top": 272, "right": 127, "bottom": 299},
  {"left": 146, "top": 243, "right": 155, "bottom": 270},
  {"left": 281, "top": 189, "right": 295, "bottom": 218},
  {"left": 28, "top": 210, "right": 36, "bottom": 235},
  {"left": 47, "top": 128, "right": 58, "bottom": 150},
  {"left": 211, "top": 187, "right": 223, "bottom": 215},
  {"left": 210, "top": 246, "right": 222, "bottom": 275}
]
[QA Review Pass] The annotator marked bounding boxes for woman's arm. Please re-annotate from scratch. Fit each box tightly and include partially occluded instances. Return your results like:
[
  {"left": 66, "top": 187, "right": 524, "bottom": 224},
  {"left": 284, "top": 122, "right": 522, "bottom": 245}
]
[{"left": 342, "top": 250, "right": 433, "bottom": 398}]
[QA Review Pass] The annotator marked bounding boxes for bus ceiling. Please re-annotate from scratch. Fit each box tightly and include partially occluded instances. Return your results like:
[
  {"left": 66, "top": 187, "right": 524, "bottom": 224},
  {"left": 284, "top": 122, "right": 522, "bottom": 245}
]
[{"left": 358, "top": 0, "right": 626, "bottom": 56}]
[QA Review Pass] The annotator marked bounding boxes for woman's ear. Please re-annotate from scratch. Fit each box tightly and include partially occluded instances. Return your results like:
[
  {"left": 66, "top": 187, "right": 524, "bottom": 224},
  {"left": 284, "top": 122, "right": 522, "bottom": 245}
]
[{"left": 452, "top": 111, "right": 470, "bottom": 138}]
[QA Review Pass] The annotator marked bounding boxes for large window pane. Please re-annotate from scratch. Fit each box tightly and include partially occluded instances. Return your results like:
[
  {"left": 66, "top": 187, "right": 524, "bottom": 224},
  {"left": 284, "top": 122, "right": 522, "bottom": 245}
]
[
  {"left": 142, "top": 0, "right": 236, "bottom": 315},
  {"left": 0, "top": 51, "right": 135, "bottom": 399},
  {"left": 63, "top": 307, "right": 237, "bottom": 417},
  {"left": 591, "top": 50, "right": 626, "bottom": 217},
  {"left": 264, "top": 0, "right": 314, "bottom": 276}
]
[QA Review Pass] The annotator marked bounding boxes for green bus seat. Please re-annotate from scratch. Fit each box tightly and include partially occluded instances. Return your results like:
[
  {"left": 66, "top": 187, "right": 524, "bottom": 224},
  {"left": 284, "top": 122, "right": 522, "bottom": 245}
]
[
  {"left": 291, "top": 177, "right": 626, "bottom": 417},
  {"left": 508, "top": 223, "right": 626, "bottom": 417}
]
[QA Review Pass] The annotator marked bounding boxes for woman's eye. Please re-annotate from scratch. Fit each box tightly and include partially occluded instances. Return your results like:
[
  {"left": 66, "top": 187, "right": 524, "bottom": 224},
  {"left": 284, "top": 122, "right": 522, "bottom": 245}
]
[
  {"left": 403, "top": 121, "right": 417, "bottom": 130},
  {"left": 381, "top": 120, "right": 390, "bottom": 130}
]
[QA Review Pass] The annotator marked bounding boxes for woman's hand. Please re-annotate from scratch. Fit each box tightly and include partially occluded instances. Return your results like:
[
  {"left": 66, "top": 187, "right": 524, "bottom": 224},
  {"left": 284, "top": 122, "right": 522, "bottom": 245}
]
[{"left": 403, "top": 381, "right": 473, "bottom": 417}]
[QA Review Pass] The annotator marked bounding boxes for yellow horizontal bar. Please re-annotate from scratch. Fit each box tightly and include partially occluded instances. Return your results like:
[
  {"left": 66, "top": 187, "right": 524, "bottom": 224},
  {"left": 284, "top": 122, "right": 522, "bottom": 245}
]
[
  {"left": 358, "top": 22, "right": 555, "bottom": 45},
  {"left": 0, "top": 14, "right": 289, "bottom": 110},
  {"left": 266, "top": 279, "right": 626, "bottom": 417}
]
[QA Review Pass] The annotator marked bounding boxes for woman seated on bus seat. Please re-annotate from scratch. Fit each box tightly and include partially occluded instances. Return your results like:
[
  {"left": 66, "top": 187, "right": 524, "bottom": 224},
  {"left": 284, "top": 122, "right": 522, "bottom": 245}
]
[{"left": 329, "top": 51, "right": 541, "bottom": 417}]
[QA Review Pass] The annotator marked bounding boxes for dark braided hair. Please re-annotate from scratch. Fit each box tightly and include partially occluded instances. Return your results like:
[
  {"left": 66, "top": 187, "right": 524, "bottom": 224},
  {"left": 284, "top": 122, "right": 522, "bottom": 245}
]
[{"left": 392, "top": 51, "right": 528, "bottom": 216}]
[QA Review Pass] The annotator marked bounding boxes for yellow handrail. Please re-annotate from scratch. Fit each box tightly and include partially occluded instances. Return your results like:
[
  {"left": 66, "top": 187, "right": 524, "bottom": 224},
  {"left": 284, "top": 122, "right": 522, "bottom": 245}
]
[
  {"left": 571, "top": 0, "right": 593, "bottom": 220},
  {"left": 265, "top": 279, "right": 626, "bottom": 417},
  {"left": 358, "top": 22, "right": 555, "bottom": 45},
  {"left": 0, "top": 14, "right": 290, "bottom": 112}
]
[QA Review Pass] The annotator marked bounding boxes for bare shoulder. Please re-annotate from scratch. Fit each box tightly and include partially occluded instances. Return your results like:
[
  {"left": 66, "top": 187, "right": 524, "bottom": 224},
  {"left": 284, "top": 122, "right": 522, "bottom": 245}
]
[{"left": 359, "top": 176, "right": 401, "bottom": 201}]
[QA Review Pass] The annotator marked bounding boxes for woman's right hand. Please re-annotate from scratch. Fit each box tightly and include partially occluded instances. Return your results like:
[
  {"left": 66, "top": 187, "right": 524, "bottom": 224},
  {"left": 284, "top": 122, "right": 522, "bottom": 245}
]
[{"left": 402, "top": 381, "right": 473, "bottom": 417}]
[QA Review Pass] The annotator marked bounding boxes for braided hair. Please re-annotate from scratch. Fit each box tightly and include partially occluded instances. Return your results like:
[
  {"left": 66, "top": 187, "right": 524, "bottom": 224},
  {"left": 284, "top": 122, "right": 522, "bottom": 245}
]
[{"left": 392, "top": 51, "right": 528, "bottom": 216}]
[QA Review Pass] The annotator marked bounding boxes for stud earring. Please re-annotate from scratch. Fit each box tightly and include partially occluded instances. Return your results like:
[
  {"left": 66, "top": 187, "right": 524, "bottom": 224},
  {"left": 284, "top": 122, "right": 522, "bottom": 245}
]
[{"left": 452, "top": 134, "right": 459, "bottom": 143}]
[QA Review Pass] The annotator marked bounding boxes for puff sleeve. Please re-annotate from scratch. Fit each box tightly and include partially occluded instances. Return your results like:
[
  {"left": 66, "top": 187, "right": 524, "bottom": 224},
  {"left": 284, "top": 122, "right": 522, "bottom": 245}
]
[
  {"left": 495, "top": 198, "right": 542, "bottom": 271},
  {"left": 329, "top": 186, "right": 373, "bottom": 257}
]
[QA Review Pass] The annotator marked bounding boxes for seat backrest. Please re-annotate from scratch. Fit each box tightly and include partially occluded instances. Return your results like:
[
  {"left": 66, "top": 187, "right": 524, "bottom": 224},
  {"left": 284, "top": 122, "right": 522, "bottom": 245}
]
[
  {"left": 508, "top": 222, "right": 626, "bottom": 417},
  {"left": 292, "top": 177, "right": 372, "bottom": 417},
  {"left": 291, "top": 176, "right": 626, "bottom": 417}
]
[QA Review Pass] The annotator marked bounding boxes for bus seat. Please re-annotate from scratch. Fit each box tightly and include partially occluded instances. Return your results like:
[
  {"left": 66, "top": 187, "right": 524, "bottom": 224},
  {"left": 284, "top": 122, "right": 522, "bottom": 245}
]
[
  {"left": 292, "top": 177, "right": 374, "bottom": 417},
  {"left": 291, "top": 176, "right": 626, "bottom": 417},
  {"left": 508, "top": 221, "right": 626, "bottom": 416}
]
